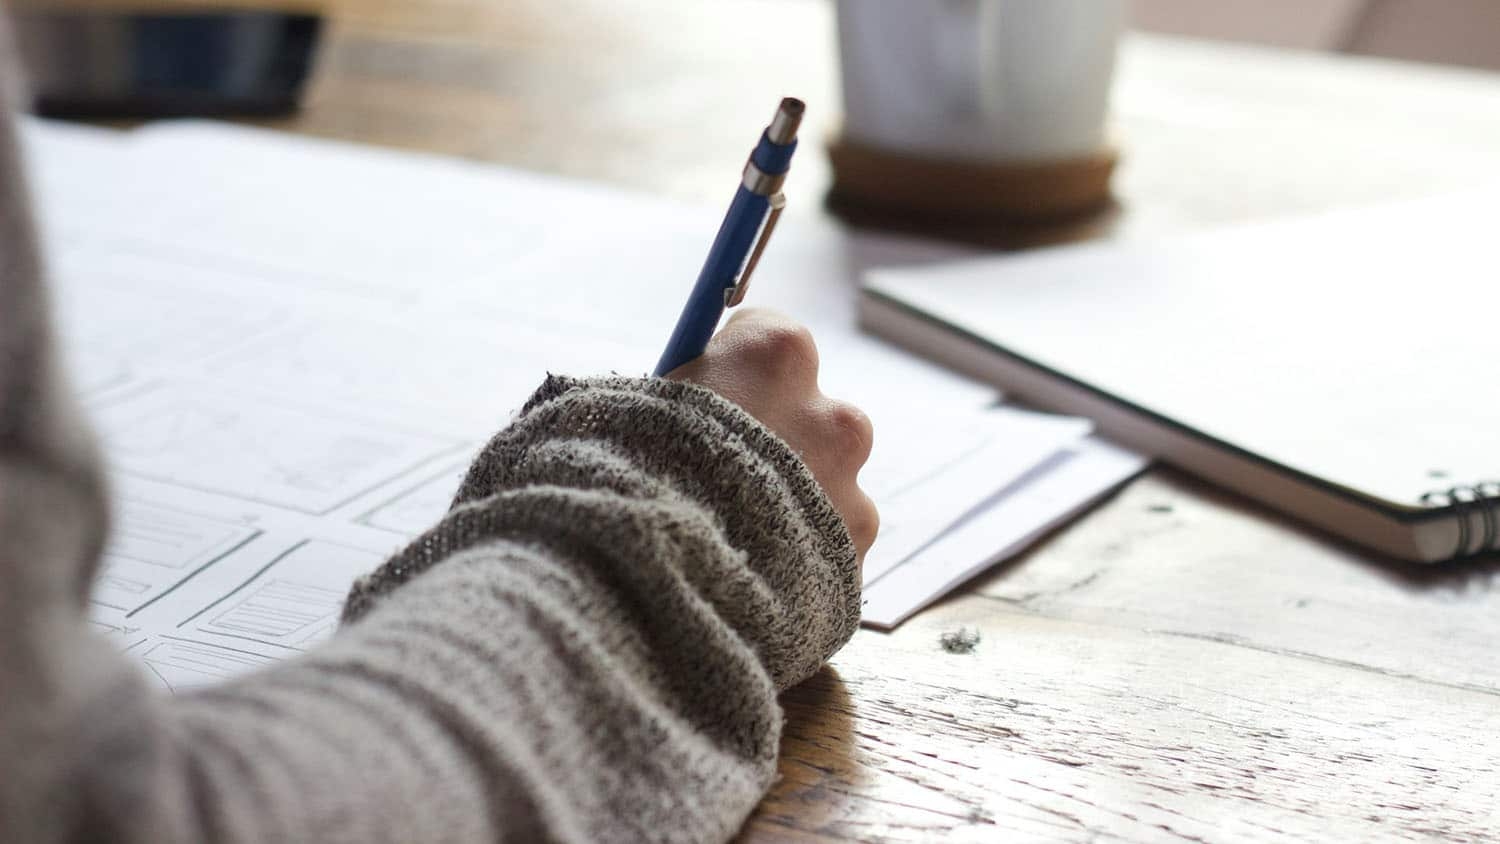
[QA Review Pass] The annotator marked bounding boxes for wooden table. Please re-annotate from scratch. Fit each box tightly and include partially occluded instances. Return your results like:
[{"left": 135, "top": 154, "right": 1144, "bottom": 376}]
[{"left": 257, "top": 1, "right": 1500, "bottom": 839}]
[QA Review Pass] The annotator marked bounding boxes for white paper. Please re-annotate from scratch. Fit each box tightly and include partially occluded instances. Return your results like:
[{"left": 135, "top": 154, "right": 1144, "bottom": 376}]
[
  {"left": 860, "top": 408, "right": 1091, "bottom": 584},
  {"left": 861, "top": 436, "right": 1148, "bottom": 629}
]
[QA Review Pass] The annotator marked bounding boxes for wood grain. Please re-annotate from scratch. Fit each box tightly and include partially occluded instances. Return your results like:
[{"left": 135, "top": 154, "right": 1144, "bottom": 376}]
[
  {"left": 758, "top": 473, "right": 1500, "bottom": 841},
  {"left": 130, "top": 1, "right": 1500, "bottom": 839}
]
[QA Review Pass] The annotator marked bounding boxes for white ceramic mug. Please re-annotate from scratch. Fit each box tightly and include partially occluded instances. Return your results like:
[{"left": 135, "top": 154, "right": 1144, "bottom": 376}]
[{"left": 836, "top": 0, "right": 1126, "bottom": 164}]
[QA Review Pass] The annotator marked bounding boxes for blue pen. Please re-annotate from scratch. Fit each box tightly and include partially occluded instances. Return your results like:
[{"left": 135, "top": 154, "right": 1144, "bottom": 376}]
[{"left": 652, "top": 97, "right": 803, "bottom": 376}]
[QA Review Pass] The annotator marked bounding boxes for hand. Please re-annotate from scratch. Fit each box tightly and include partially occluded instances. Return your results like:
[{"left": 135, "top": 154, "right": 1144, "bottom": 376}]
[{"left": 666, "top": 308, "right": 879, "bottom": 562}]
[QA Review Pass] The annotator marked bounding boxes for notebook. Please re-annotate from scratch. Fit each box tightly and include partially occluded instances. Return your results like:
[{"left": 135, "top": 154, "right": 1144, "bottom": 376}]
[{"left": 860, "top": 189, "right": 1500, "bottom": 564}]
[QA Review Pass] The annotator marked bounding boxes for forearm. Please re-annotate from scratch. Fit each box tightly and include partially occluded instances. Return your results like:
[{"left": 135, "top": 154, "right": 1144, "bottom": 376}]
[
  {"left": 352, "top": 375, "right": 860, "bottom": 690},
  {"left": 167, "top": 534, "right": 782, "bottom": 843}
]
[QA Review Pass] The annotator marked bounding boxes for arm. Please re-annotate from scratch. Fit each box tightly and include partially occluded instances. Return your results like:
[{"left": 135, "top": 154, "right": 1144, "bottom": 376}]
[
  {"left": 7, "top": 374, "right": 864, "bottom": 844},
  {"left": 0, "top": 18, "right": 873, "bottom": 844},
  {"left": 158, "top": 371, "right": 864, "bottom": 843}
]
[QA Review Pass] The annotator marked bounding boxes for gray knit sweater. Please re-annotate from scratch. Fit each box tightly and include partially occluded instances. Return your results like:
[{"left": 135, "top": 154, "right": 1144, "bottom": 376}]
[{"left": 0, "top": 25, "right": 860, "bottom": 844}]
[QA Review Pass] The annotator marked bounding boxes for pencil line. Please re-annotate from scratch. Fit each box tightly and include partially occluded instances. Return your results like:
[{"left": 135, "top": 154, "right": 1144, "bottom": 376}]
[
  {"left": 127, "top": 530, "right": 262, "bottom": 619},
  {"left": 176, "top": 539, "right": 309, "bottom": 629}
]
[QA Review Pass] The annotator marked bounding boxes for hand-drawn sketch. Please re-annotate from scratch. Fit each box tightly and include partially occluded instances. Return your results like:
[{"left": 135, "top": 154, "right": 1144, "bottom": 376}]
[
  {"left": 178, "top": 540, "right": 387, "bottom": 654},
  {"left": 88, "top": 500, "right": 259, "bottom": 616},
  {"left": 138, "top": 637, "right": 278, "bottom": 694}
]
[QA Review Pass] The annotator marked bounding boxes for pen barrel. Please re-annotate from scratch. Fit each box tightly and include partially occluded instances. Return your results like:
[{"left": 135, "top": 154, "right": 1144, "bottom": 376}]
[
  {"left": 750, "top": 131, "right": 798, "bottom": 179},
  {"left": 652, "top": 186, "right": 771, "bottom": 376}
]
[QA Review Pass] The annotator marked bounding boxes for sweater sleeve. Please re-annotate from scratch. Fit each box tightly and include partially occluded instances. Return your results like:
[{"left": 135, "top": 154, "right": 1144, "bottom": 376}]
[
  {"left": 0, "top": 17, "right": 861, "bottom": 844},
  {"left": 154, "top": 375, "right": 859, "bottom": 844}
]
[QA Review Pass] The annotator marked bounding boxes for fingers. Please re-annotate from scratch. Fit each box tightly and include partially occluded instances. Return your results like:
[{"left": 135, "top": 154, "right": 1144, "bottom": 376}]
[
  {"left": 821, "top": 398, "right": 875, "bottom": 468},
  {"left": 662, "top": 307, "right": 878, "bottom": 561},
  {"left": 840, "top": 488, "right": 880, "bottom": 559},
  {"left": 805, "top": 397, "right": 879, "bottom": 560},
  {"left": 793, "top": 399, "right": 873, "bottom": 504}
]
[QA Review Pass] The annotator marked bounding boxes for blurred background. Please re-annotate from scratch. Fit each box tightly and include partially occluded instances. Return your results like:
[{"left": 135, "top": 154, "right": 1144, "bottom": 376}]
[
  {"left": 1134, "top": 0, "right": 1500, "bottom": 70},
  {"left": 12, "top": 0, "right": 1500, "bottom": 237}
]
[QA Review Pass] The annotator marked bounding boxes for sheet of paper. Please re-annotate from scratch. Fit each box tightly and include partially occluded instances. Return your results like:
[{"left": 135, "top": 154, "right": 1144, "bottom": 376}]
[
  {"left": 25, "top": 118, "right": 1138, "bottom": 680},
  {"left": 860, "top": 408, "right": 1092, "bottom": 584},
  {"left": 861, "top": 437, "right": 1148, "bottom": 629}
]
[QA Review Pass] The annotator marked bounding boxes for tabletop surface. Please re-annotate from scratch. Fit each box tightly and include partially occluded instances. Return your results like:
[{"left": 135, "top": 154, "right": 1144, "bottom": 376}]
[{"left": 235, "top": 0, "right": 1500, "bottom": 840}]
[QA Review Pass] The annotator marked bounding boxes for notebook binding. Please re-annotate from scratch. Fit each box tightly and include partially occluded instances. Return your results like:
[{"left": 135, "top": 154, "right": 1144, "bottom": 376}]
[{"left": 1419, "top": 482, "right": 1500, "bottom": 561}]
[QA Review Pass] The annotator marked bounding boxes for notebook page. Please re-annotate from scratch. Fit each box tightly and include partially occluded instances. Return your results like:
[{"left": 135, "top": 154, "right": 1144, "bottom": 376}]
[{"left": 865, "top": 188, "right": 1500, "bottom": 509}]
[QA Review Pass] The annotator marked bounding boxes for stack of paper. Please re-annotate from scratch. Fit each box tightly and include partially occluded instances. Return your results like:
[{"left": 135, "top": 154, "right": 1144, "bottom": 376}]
[{"left": 22, "top": 119, "right": 1142, "bottom": 692}]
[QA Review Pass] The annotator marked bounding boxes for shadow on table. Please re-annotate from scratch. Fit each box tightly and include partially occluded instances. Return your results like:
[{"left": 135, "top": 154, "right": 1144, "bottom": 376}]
[
  {"left": 1358, "top": 545, "right": 1500, "bottom": 591},
  {"left": 948, "top": 465, "right": 1500, "bottom": 614},
  {"left": 1160, "top": 467, "right": 1500, "bottom": 592},
  {"left": 737, "top": 666, "right": 860, "bottom": 840}
]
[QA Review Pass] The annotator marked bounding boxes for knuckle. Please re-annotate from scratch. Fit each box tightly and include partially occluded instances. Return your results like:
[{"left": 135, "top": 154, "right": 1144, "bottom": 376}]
[
  {"left": 847, "top": 496, "right": 880, "bottom": 549},
  {"left": 825, "top": 401, "right": 874, "bottom": 462},
  {"left": 744, "top": 322, "right": 818, "bottom": 377}
]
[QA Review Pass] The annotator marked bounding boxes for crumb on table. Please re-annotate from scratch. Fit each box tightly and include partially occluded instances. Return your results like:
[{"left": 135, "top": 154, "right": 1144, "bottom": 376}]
[{"left": 939, "top": 627, "right": 981, "bottom": 654}]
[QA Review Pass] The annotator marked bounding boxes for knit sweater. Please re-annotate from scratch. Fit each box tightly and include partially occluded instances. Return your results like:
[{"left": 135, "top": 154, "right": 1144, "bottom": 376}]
[{"left": 0, "top": 22, "right": 861, "bottom": 844}]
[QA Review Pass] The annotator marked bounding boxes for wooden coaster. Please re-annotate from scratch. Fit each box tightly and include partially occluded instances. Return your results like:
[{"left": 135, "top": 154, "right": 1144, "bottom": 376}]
[{"left": 827, "top": 135, "right": 1118, "bottom": 224}]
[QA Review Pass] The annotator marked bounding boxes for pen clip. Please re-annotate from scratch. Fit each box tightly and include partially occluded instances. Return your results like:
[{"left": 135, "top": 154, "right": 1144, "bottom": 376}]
[{"left": 725, "top": 192, "right": 786, "bottom": 308}]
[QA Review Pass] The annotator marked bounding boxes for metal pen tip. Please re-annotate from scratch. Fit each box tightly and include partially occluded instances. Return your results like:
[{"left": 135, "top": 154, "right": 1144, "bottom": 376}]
[{"left": 767, "top": 97, "right": 804, "bottom": 144}]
